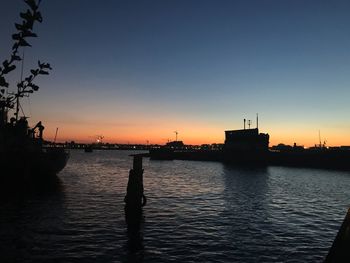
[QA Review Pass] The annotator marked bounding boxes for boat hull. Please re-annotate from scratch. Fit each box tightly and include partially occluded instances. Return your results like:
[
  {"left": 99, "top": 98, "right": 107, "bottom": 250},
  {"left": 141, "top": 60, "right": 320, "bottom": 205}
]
[{"left": 0, "top": 147, "right": 69, "bottom": 181}]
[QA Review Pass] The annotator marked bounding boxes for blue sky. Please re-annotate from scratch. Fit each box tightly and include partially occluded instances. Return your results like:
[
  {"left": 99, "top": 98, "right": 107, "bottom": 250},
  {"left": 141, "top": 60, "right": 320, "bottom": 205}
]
[{"left": 1, "top": 0, "right": 350, "bottom": 145}]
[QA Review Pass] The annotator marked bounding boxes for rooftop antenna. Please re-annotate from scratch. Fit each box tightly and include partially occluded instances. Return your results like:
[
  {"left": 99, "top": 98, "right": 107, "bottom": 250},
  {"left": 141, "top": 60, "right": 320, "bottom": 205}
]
[
  {"left": 248, "top": 120, "right": 251, "bottom": 129},
  {"left": 256, "top": 113, "right": 259, "bottom": 129},
  {"left": 244, "top": 119, "right": 246, "bottom": 130},
  {"left": 174, "top": 131, "right": 178, "bottom": 142}
]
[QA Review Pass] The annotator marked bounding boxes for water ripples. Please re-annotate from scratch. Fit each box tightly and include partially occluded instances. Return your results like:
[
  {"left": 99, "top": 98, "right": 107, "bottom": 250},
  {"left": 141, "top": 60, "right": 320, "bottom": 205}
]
[{"left": 1, "top": 150, "right": 350, "bottom": 262}]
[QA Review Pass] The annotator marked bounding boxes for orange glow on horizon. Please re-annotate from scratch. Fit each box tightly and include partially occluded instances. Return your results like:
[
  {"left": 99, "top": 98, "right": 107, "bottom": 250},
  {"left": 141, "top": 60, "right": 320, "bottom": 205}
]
[{"left": 40, "top": 120, "right": 350, "bottom": 147}]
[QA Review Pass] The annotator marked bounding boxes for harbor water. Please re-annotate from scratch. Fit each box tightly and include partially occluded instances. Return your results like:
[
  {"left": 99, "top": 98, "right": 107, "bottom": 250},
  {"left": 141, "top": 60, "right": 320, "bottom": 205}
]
[{"left": 1, "top": 150, "right": 350, "bottom": 262}]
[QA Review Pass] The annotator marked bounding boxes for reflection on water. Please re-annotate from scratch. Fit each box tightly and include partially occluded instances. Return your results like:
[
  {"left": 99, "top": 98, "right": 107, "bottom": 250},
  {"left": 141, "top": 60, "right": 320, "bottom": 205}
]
[
  {"left": 125, "top": 211, "right": 144, "bottom": 263},
  {"left": 0, "top": 176, "right": 66, "bottom": 262},
  {"left": 1, "top": 150, "right": 350, "bottom": 262}
]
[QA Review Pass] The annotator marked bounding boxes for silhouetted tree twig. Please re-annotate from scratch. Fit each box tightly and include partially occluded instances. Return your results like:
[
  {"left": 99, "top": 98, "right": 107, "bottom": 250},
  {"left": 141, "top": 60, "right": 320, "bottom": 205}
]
[{"left": 0, "top": 0, "right": 51, "bottom": 111}]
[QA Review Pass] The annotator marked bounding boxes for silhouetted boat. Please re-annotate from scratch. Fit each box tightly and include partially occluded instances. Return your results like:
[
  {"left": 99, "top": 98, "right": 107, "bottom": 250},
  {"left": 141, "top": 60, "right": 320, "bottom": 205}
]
[{"left": 0, "top": 104, "right": 69, "bottom": 179}]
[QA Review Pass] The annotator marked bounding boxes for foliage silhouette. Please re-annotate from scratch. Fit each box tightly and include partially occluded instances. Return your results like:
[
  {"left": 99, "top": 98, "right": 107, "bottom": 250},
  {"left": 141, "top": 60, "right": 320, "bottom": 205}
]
[{"left": 0, "top": 0, "right": 51, "bottom": 114}]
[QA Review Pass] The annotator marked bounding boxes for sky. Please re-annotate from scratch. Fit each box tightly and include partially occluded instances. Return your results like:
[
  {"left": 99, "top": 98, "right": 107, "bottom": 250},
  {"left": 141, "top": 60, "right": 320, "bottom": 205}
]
[{"left": 1, "top": 0, "right": 350, "bottom": 146}]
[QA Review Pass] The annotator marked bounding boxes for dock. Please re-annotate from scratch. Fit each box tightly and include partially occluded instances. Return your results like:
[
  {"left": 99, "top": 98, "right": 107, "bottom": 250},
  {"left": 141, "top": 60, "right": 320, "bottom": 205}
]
[{"left": 325, "top": 208, "right": 350, "bottom": 262}]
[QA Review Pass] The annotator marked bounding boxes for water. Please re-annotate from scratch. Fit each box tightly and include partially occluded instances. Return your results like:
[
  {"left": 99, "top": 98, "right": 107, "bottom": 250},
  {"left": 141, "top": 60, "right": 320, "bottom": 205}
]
[{"left": 1, "top": 150, "right": 350, "bottom": 262}]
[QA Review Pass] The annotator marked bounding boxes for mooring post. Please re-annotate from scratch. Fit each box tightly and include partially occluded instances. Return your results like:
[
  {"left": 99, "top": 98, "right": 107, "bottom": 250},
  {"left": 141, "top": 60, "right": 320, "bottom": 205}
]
[{"left": 124, "top": 155, "right": 147, "bottom": 225}]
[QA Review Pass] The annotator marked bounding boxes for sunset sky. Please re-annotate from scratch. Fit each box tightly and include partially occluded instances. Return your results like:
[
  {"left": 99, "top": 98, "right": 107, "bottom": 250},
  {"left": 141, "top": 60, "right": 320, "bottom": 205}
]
[{"left": 1, "top": 0, "right": 350, "bottom": 146}]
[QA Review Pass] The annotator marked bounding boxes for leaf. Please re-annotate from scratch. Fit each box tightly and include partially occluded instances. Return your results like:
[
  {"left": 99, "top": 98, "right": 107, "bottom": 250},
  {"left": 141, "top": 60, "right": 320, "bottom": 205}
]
[
  {"left": 18, "top": 38, "right": 31, "bottom": 47},
  {"left": 12, "top": 42, "right": 20, "bottom": 50},
  {"left": 2, "top": 60, "right": 9, "bottom": 68},
  {"left": 0, "top": 77, "right": 9, "bottom": 88},
  {"left": 44, "top": 63, "right": 52, "bottom": 70},
  {"left": 12, "top": 33, "right": 21, "bottom": 40},
  {"left": 24, "top": 20, "right": 34, "bottom": 30},
  {"left": 20, "top": 9, "right": 34, "bottom": 21},
  {"left": 15, "top": 23, "right": 25, "bottom": 31},
  {"left": 22, "top": 30, "right": 37, "bottom": 38},
  {"left": 31, "top": 84, "right": 39, "bottom": 91},
  {"left": 39, "top": 70, "right": 49, "bottom": 75},
  {"left": 25, "top": 76, "right": 33, "bottom": 82},
  {"left": 34, "top": 11, "right": 43, "bottom": 23},
  {"left": 24, "top": 0, "right": 38, "bottom": 11},
  {"left": 39, "top": 61, "right": 52, "bottom": 70},
  {"left": 2, "top": 65, "right": 16, "bottom": 74},
  {"left": 11, "top": 54, "right": 22, "bottom": 61},
  {"left": 30, "top": 69, "right": 39, "bottom": 76}
]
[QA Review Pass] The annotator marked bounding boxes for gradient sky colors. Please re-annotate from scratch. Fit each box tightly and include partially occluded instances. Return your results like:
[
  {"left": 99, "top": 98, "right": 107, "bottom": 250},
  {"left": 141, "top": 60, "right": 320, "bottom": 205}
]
[{"left": 1, "top": 0, "right": 350, "bottom": 146}]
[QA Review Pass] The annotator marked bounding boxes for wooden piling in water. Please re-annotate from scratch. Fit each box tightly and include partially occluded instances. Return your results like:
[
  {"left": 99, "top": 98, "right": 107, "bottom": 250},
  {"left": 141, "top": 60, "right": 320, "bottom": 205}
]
[
  {"left": 124, "top": 155, "right": 146, "bottom": 225},
  {"left": 325, "top": 208, "right": 350, "bottom": 262}
]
